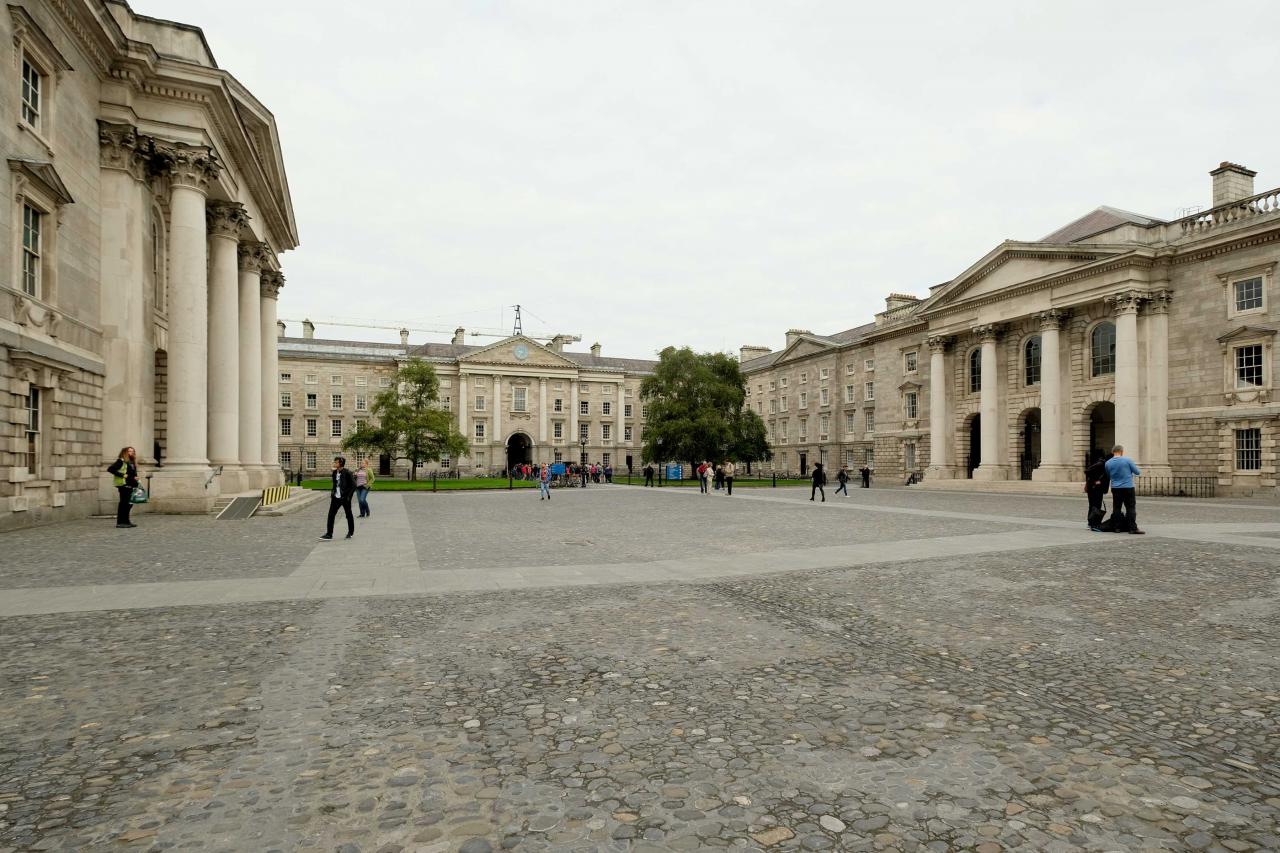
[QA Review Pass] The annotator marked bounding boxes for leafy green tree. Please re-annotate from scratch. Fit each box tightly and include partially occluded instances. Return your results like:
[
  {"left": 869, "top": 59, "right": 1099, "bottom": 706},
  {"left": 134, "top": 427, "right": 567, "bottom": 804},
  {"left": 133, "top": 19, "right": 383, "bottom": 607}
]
[
  {"left": 342, "top": 358, "right": 469, "bottom": 480},
  {"left": 639, "top": 346, "right": 772, "bottom": 475}
]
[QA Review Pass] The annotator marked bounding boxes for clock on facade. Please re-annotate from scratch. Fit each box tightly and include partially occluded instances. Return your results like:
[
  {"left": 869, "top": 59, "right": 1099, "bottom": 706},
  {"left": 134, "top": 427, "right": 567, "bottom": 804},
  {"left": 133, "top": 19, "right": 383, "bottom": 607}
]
[{"left": 513, "top": 344, "right": 530, "bottom": 361}]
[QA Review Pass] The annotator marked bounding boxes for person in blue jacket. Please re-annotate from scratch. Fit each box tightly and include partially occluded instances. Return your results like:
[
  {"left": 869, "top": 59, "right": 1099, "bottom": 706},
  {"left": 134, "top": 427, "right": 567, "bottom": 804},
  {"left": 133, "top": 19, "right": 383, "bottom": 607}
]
[{"left": 1103, "top": 445, "right": 1144, "bottom": 534}]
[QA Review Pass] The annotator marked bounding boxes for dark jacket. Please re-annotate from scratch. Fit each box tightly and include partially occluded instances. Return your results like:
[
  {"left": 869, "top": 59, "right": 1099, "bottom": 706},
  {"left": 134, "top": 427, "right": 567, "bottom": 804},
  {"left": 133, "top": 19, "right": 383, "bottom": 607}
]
[
  {"left": 1085, "top": 459, "right": 1110, "bottom": 494},
  {"left": 331, "top": 467, "right": 357, "bottom": 500},
  {"left": 812, "top": 466, "right": 827, "bottom": 486},
  {"left": 107, "top": 458, "right": 139, "bottom": 489}
]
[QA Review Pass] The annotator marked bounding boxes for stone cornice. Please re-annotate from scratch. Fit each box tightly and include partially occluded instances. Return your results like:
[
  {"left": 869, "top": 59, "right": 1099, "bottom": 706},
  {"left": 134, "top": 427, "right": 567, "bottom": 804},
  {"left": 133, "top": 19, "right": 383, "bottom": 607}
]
[{"left": 206, "top": 201, "right": 249, "bottom": 240}]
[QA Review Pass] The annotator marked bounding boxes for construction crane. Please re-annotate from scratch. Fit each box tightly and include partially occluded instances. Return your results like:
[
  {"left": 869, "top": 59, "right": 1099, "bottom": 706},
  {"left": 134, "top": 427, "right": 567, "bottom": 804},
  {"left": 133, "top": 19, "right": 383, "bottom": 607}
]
[{"left": 280, "top": 317, "right": 581, "bottom": 345}]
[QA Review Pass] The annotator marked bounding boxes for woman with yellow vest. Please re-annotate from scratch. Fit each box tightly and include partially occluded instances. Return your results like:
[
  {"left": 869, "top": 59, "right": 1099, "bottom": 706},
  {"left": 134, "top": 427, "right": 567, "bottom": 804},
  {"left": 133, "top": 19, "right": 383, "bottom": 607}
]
[{"left": 106, "top": 446, "right": 140, "bottom": 528}]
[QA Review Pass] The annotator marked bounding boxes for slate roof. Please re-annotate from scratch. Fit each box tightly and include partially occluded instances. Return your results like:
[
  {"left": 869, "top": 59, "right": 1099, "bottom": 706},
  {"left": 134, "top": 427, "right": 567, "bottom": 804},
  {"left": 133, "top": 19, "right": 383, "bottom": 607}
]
[
  {"left": 280, "top": 337, "right": 657, "bottom": 373},
  {"left": 739, "top": 321, "right": 879, "bottom": 372},
  {"left": 1039, "top": 205, "right": 1163, "bottom": 243}
]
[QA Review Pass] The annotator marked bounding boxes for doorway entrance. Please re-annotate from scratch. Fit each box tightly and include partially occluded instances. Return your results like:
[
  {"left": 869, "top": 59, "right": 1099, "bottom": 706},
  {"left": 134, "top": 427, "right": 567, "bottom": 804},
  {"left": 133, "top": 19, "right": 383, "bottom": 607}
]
[
  {"left": 378, "top": 453, "right": 392, "bottom": 476},
  {"left": 799, "top": 453, "right": 808, "bottom": 477},
  {"left": 1019, "top": 408, "right": 1041, "bottom": 481},
  {"left": 966, "top": 414, "right": 981, "bottom": 478},
  {"left": 1088, "top": 402, "right": 1115, "bottom": 465},
  {"left": 506, "top": 432, "right": 533, "bottom": 474}
]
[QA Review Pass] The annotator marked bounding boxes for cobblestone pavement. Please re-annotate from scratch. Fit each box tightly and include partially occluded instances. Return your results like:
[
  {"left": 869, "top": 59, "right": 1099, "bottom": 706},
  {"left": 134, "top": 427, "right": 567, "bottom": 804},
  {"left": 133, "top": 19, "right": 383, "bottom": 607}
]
[{"left": 1, "top": 487, "right": 1278, "bottom": 852}]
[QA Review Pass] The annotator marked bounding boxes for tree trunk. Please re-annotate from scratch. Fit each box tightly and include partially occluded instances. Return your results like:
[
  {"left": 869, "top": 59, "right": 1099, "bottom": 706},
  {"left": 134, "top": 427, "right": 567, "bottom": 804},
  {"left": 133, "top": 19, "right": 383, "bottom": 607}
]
[{"left": 409, "top": 459, "right": 417, "bottom": 481}]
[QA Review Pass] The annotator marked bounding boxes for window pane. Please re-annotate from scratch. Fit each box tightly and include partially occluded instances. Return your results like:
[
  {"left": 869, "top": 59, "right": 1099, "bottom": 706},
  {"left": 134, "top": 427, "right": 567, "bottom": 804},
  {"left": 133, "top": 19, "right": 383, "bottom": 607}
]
[
  {"left": 1234, "top": 277, "right": 1263, "bottom": 312},
  {"left": 969, "top": 349, "right": 982, "bottom": 392},
  {"left": 1091, "top": 323, "right": 1116, "bottom": 377},
  {"left": 1024, "top": 336, "right": 1041, "bottom": 386},
  {"left": 1235, "top": 345, "right": 1263, "bottom": 387},
  {"left": 1235, "top": 428, "right": 1262, "bottom": 470}
]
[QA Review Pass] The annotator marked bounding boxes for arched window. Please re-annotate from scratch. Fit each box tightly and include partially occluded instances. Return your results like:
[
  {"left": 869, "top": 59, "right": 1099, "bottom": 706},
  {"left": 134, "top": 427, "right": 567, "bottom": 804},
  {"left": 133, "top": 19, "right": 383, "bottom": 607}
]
[
  {"left": 1024, "top": 335, "right": 1041, "bottom": 386},
  {"left": 1091, "top": 322, "right": 1116, "bottom": 377},
  {"left": 968, "top": 348, "right": 982, "bottom": 393}
]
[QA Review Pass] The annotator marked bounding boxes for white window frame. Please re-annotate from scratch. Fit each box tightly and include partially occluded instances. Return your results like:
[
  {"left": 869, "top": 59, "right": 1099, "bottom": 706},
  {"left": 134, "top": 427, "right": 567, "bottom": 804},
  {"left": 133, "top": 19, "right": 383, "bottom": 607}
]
[
  {"left": 1222, "top": 263, "right": 1275, "bottom": 320},
  {"left": 24, "top": 384, "right": 41, "bottom": 477},
  {"left": 331, "top": 418, "right": 343, "bottom": 438},
  {"left": 354, "top": 376, "right": 368, "bottom": 387},
  {"left": 305, "top": 417, "right": 318, "bottom": 437},
  {"left": 864, "top": 382, "right": 875, "bottom": 402},
  {"left": 355, "top": 395, "right": 367, "bottom": 411},
  {"left": 331, "top": 393, "right": 343, "bottom": 410},
  {"left": 279, "top": 450, "right": 292, "bottom": 468},
  {"left": 799, "top": 372, "right": 807, "bottom": 384},
  {"left": 845, "top": 384, "right": 854, "bottom": 404},
  {"left": 554, "top": 421, "right": 563, "bottom": 439},
  {"left": 305, "top": 393, "right": 317, "bottom": 410},
  {"left": 475, "top": 421, "right": 486, "bottom": 439},
  {"left": 865, "top": 410, "right": 875, "bottom": 433},
  {"left": 305, "top": 450, "right": 317, "bottom": 470},
  {"left": 580, "top": 400, "right": 590, "bottom": 416},
  {"left": 865, "top": 359, "right": 875, "bottom": 371},
  {"left": 554, "top": 398, "right": 563, "bottom": 413},
  {"left": 820, "top": 388, "right": 829, "bottom": 406},
  {"left": 780, "top": 396, "right": 789, "bottom": 413},
  {"left": 602, "top": 423, "right": 612, "bottom": 440},
  {"left": 905, "top": 391, "right": 918, "bottom": 419},
  {"left": 305, "top": 374, "right": 318, "bottom": 385},
  {"left": 380, "top": 377, "right": 392, "bottom": 387},
  {"left": 820, "top": 367, "right": 829, "bottom": 380},
  {"left": 513, "top": 386, "right": 527, "bottom": 412},
  {"left": 475, "top": 395, "right": 486, "bottom": 412},
  {"left": 1235, "top": 427, "right": 1262, "bottom": 471},
  {"left": 904, "top": 350, "right": 918, "bottom": 374},
  {"left": 280, "top": 417, "right": 292, "bottom": 437},
  {"left": 280, "top": 392, "right": 292, "bottom": 408},
  {"left": 1233, "top": 343, "right": 1265, "bottom": 389},
  {"left": 330, "top": 375, "right": 343, "bottom": 385},
  {"left": 624, "top": 403, "right": 632, "bottom": 418},
  {"left": 601, "top": 401, "right": 611, "bottom": 416},
  {"left": 845, "top": 413, "right": 856, "bottom": 435},
  {"left": 279, "top": 372, "right": 292, "bottom": 383},
  {"left": 799, "top": 391, "right": 807, "bottom": 408},
  {"left": 579, "top": 422, "right": 589, "bottom": 441},
  {"left": 624, "top": 425, "right": 632, "bottom": 441}
]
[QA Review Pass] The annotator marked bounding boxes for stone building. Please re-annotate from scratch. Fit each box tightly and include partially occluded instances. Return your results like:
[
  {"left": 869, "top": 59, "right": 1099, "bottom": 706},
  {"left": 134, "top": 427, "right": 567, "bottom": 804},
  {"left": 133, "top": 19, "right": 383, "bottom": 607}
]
[
  {"left": 278, "top": 325, "right": 656, "bottom": 477},
  {"left": 743, "top": 161, "right": 1280, "bottom": 495},
  {"left": 0, "top": 1, "right": 297, "bottom": 531}
]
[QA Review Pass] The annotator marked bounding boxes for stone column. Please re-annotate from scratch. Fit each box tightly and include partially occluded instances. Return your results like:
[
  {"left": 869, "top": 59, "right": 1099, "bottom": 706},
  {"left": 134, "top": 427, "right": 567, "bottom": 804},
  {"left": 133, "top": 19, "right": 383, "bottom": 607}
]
[
  {"left": 238, "top": 243, "right": 267, "bottom": 486},
  {"left": 1143, "top": 288, "right": 1173, "bottom": 475},
  {"left": 972, "top": 324, "right": 1006, "bottom": 480},
  {"left": 205, "top": 202, "right": 248, "bottom": 490},
  {"left": 924, "top": 336, "right": 953, "bottom": 479},
  {"left": 1108, "top": 291, "right": 1144, "bottom": 461},
  {"left": 617, "top": 382, "right": 627, "bottom": 450},
  {"left": 96, "top": 122, "right": 150, "bottom": 512},
  {"left": 538, "top": 378, "right": 548, "bottom": 445},
  {"left": 1032, "top": 310, "right": 1072, "bottom": 481},
  {"left": 151, "top": 143, "right": 220, "bottom": 510},
  {"left": 457, "top": 374, "right": 469, "bottom": 441},
  {"left": 569, "top": 379, "right": 580, "bottom": 444},
  {"left": 259, "top": 271, "right": 284, "bottom": 484},
  {"left": 493, "top": 374, "right": 502, "bottom": 447}
]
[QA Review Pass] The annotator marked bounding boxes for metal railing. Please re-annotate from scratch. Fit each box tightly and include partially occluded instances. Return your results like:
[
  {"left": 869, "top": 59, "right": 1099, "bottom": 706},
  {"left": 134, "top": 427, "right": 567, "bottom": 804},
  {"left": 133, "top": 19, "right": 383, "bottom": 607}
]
[{"left": 1135, "top": 476, "right": 1216, "bottom": 498}]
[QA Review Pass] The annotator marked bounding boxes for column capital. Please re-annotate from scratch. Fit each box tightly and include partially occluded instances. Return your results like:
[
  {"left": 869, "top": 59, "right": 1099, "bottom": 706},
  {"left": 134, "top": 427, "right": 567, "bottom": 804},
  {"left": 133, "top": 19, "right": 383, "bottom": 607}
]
[
  {"left": 238, "top": 241, "right": 272, "bottom": 272},
  {"left": 259, "top": 269, "right": 284, "bottom": 300},
  {"left": 206, "top": 201, "right": 249, "bottom": 240},
  {"left": 926, "top": 335, "right": 952, "bottom": 353},
  {"left": 97, "top": 120, "right": 147, "bottom": 180},
  {"left": 1146, "top": 289, "right": 1173, "bottom": 315},
  {"left": 152, "top": 141, "right": 221, "bottom": 192},
  {"left": 1037, "top": 308, "right": 1069, "bottom": 330},
  {"left": 1105, "top": 290, "right": 1145, "bottom": 316},
  {"left": 971, "top": 324, "right": 1002, "bottom": 342}
]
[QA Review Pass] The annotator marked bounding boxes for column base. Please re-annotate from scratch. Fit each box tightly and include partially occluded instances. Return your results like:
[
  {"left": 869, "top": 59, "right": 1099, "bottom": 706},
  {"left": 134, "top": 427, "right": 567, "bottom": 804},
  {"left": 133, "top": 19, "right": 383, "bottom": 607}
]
[
  {"left": 1031, "top": 464, "right": 1077, "bottom": 483},
  {"left": 147, "top": 466, "right": 217, "bottom": 514},
  {"left": 971, "top": 465, "right": 1009, "bottom": 481},
  {"left": 211, "top": 464, "right": 250, "bottom": 496},
  {"left": 924, "top": 465, "right": 959, "bottom": 481}
]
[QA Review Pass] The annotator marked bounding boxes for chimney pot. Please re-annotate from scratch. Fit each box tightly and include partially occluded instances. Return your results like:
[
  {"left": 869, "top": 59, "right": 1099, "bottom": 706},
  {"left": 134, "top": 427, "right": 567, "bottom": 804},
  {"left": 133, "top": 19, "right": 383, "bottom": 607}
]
[
  {"left": 452, "top": 327, "right": 466, "bottom": 346},
  {"left": 276, "top": 320, "right": 286, "bottom": 339},
  {"left": 1210, "top": 161, "right": 1257, "bottom": 207},
  {"left": 590, "top": 342, "right": 601, "bottom": 357},
  {"left": 399, "top": 328, "right": 410, "bottom": 348},
  {"left": 302, "top": 319, "right": 315, "bottom": 340},
  {"left": 739, "top": 345, "right": 772, "bottom": 363}
]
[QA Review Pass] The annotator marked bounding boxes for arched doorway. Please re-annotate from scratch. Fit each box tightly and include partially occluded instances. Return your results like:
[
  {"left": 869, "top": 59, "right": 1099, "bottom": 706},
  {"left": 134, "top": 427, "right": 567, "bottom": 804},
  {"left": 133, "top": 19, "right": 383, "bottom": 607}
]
[
  {"left": 1019, "top": 408, "right": 1041, "bottom": 481},
  {"left": 506, "top": 432, "right": 533, "bottom": 474},
  {"left": 1088, "top": 402, "right": 1115, "bottom": 466},
  {"left": 966, "top": 414, "right": 981, "bottom": 478}
]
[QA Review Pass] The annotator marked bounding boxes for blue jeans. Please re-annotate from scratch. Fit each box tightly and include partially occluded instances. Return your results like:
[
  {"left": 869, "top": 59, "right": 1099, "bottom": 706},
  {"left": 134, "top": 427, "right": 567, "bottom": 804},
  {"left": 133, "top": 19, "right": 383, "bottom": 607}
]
[
  {"left": 539, "top": 480, "right": 550, "bottom": 498},
  {"left": 356, "top": 487, "right": 370, "bottom": 516}
]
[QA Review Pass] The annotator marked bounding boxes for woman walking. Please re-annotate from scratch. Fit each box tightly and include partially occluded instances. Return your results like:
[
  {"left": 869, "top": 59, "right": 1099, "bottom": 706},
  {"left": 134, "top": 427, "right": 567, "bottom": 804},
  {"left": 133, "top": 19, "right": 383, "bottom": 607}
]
[
  {"left": 355, "top": 458, "right": 374, "bottom": 518},
  {"left": 107, "top": 446, "right": 140, "bottom": 528}
]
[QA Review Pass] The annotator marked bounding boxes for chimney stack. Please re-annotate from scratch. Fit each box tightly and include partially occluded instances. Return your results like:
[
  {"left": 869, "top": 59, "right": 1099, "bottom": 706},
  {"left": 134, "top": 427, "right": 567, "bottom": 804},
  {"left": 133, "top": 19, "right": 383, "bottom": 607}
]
[
  {"left": 452, "top": 327, "right": 466, "bottom": 346},
  {"left": 548, "top": 334, "right": 566, "bottom": 354},
  {"left": 302, "top": 319, "right": 315, "bottom": 340},
  {"left": 785, "top": 329, "right": 812, "bottom": 348},
  {"left": 276, "top": 320, "right": 286, "bottom": 339},
  {"left": 590, "top": 342, "right": 601, "bottom": 357},
  {"left": 884, "top": 293, "right": 920, "bottom": 312},
  {"left": 1211, "top": 162, "right": 1256, "bottom": 207},
  {"left": 740, "top": 345, "right": 771, "bottom": 363},
  {"left": 399, "top": 328, "right": 410, "bottom": 348}
]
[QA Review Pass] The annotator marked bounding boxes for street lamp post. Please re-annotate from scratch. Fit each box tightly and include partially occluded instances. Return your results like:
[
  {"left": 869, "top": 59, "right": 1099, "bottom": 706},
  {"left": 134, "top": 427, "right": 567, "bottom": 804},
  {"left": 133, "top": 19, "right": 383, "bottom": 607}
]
[{"left": 579, "top": 437, "right": 588, "bottom": 487}]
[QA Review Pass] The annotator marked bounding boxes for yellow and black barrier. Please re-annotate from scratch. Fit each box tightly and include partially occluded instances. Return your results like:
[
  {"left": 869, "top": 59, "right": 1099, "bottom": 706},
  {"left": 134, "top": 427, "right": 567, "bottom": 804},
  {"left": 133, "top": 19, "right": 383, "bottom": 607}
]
[{"left": 261, "top": 484, "right": 291, "bottom": 507}]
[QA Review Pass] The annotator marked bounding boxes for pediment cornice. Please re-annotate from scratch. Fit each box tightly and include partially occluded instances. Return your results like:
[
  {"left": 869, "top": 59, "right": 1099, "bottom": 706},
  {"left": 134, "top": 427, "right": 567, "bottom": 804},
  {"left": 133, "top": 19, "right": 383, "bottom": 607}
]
[{"left": 458, "top": 335, "right": 581, "bottom": 370}]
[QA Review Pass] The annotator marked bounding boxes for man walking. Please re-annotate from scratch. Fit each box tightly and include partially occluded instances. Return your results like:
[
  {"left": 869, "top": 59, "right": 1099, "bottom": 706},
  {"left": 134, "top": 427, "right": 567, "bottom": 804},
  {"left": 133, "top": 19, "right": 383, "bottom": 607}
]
[
  {"left": 810, "top": 462, "right": 827, "bottom": 502},
  {"left": 320, "top": 456, "right": 357, "bottom": 541},
  {"left": 835, "top": 465, "right": 850, "bottom": 497},
  {"left": 107, "top": 446, "right": 140, "bottom": 528},
  {"left": 1084, "top": 452, "right": 1109, "bottom": 531},
  {"left": 643, "top": 464, "right": 655, "bottom": 487},
  {"left": 539, "top": 463, "right": 551, "bottom": 500},
  {"left": 697, "top": 461, "right": 709, "bottom": 493},
  {"left": 722, "top": 459, "right": 736, "bottom": 496},
  {"left": 1104, "top": 445, "right": 1144, "bottom": 534}
]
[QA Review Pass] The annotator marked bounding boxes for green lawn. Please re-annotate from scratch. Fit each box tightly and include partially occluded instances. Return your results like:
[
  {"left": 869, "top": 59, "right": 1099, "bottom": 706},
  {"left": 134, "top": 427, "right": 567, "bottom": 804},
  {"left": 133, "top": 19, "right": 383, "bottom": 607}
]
[{"left": 302, "top": 477, "right": 537, "bottom": 491}]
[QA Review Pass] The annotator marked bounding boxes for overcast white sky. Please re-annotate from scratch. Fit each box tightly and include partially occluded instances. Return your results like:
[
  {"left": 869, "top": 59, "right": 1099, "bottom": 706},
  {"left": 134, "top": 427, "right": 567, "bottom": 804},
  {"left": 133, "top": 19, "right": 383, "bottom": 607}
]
[{"left": 155, "top": 0, "right": 1280, "bottom": 359}]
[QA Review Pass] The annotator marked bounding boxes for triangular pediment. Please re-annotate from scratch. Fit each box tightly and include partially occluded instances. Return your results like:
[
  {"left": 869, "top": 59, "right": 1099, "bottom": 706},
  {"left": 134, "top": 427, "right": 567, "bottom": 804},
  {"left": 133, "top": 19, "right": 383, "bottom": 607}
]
[
  {"left": 923, "top": 242, "right": 1125, "bottom": 313},
  {"left": 774, "top": 335, "right": 836, "bottom": 364},
  {"left": 1217, "top": 325, "right": 1277, "bottom": 345},
  {"left": 457, "top": 335, "right": 579, "bottom": 369}
]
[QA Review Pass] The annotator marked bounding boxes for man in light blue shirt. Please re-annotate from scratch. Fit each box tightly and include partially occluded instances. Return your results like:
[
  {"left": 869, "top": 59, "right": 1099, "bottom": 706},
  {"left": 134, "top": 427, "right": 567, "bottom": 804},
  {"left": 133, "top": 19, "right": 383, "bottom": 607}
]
[{"left": 1104, "top": 445, "right": 1144, "bottom": 534}]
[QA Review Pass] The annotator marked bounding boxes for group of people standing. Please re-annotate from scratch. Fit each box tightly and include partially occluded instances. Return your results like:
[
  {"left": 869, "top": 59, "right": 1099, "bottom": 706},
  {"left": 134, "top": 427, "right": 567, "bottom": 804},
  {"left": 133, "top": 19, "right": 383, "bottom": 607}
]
[
  {"left": 1084, "top": 445, "right": 1145, "bottom": 534},
  {"left": 694, "top": 460, "right": 738, "bottom": 495}
]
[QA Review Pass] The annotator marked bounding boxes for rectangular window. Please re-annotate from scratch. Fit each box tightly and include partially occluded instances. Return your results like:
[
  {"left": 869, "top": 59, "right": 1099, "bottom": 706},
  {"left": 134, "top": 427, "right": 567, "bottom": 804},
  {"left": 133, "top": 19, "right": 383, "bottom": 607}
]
[
  {"left": 24, "top": 385, "right": 40, "bottom": 475},
  {"left": 306, "top": 418, "right": 317, "bottom": 437},
  {"left": 799, "top": 373, "right": 807, "bottom": 384},
  {"left": 380, "top": 377, "right": 392, "bottom": 387},
  {"left": 819, "top": 414, "right": 829, "bottom": 440},
  {"left": 624, "top": 426, "right": 632, "bottom": 441},
  {"left": 279, "top": 372, "right": 292, "bottom": 383},
  {"left": 21, "top": 203, "right": 41, "bottom": 297},
  {"left": 553, "top": 450, "right": 563, "bottom": 463},
  {"left": 474, "top": 377, "right": 487, "bottom": 387},
  {"left": 579, "top": 400, "right": 589, "bottom": 415},
  {"left": 279, "top": 451, "right": 292, "bottom": 468},
  {"left": 305, "top": 451, "right": 317, "bottom": 469},
  {"left": 305, "top": 393, "right": 317, "bottom": 409},
  {"left": 865, "top": 359, "right": 875, "bottom": 371},
  {"left": 1235, "top": 344, "right": 1264, "bottom": 388},
  {"left": 441, "top": 454, "right": 451, "bottom": 469},
  {"left": 846, "top": 413, "right": 856, "bottom": 434},
  {"left": 843, "top": 449, "right": 854, "bottom": 467},
  {"left": 845, "top": 384, "right": 854, "bottom": 403},
  {"left": 280, "top": 417, "right": 292, "bottom": 436},
  {"left": 641, "top": 406, "right": 649, "bottom": 418},
  {"left": 355, "top": 419, "right": 368, "bottom": 432},
  {"left": 624, "top": 403, "right": 632, "bottom": 417},
  {"left": 554, "top": 421, "right": 563, "bottom": 439},
  {"left": 904, "top": 442, "right": 917, "bottom": 470},
  {"left": 1235, "top": 428, "right": 1262, "bottom": 471},
  {"left": 513, "top": 387, "right": 527, "bottom": 412},
  {"left": 1235, "top": 277, "right": 1264, "bottom": 313},
  {"left": 330, "top": 375, "right": 343, "bottom": 385},
  {"left": 355, "top": 395, "right": 367, "bottom": 411},
  {"left": 799, "top": 392, "right": 807, "bottom": 408},
  {"left": 781, "top": 396, "right": 789, "bottom": 412},
  {"left": 602, "top": 423, "right": 612, "bottom": 440},
  {"left": 799, "top": 419, "right": 807, "bottom": 442},
  {"left": 602, "top": 452, "right": 611, "bottom": 466},
  {"left": 554, "top": 398, "right": 563, "bottom": 412},
  {"left": 355, "top": 376, "right": 368, "bottom": 386},
  {"left": 780, "top": 418, "right": 788, "bottom": 442},
  {"left": 581, "top": 383, "right": 590, "bottom": 392},
  {"left": 579, "top": 423, "right": 589, "bottom": 441},
  {"left": 864, "top": 382, "right": 875, "bottom": 401},
  {"left": 280, "top": 392, "right": 292, "bottom": 408},
  {"left": 846, "top": 363, "right": 856, "bottom": 375},
  {"left": 769, "top": 381, "right": 776, "bottom": 391},
  {"left": 305, "top": 374, "right": 318, "bottom": 384},
  {"left": 440, "top": 396, "right": 451, "bottom": 411},
  {"left": 865, "top": 410, "right": 875, "bottom": 433},
  {"left": 820, "top": 388, "right": 829, "bottom": 406},
  {"left": 781, "top": 376, "right": 789, "bottom": 388},
  {"left": 331, "top": 394, "right": 343, "bottom": 410},
  {"left": 770, "top": 399, "right": 777, "bottom": 414},
  {"left": 475, "top": 422, "right": 486, "bottom": 439},
  {"left": 904, "top": 351, "right": 918, "bottom": 373},
  {"left": 21, "top": 57, "right": 41, "bottom": 128},
  {"left": 475, "top": 395, "right": 486, "bottom": 411},
  {"left": 820, "top": 367, "right": 829, "bottom": 380},
  {"left": 905, "top": 391, "right": 918, "bottom": 419},
  {"left": 331, "top": 419, "right": 343, "bottom": 438},
  {"left": 602, "top": 401, "right": 611, "bottom": 415}
]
